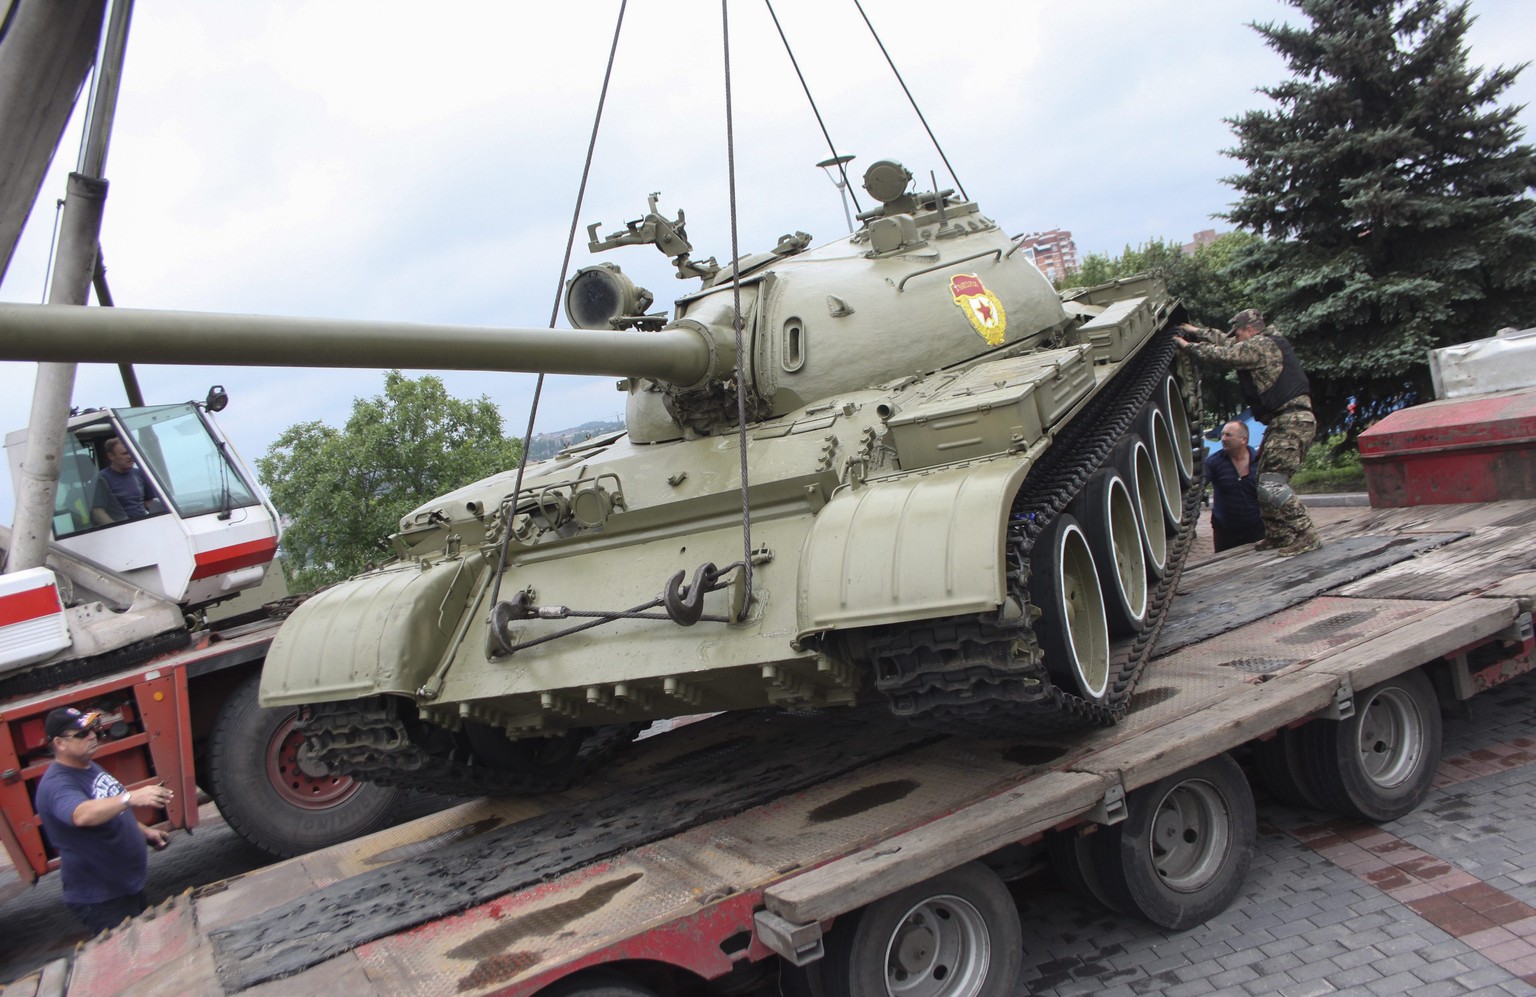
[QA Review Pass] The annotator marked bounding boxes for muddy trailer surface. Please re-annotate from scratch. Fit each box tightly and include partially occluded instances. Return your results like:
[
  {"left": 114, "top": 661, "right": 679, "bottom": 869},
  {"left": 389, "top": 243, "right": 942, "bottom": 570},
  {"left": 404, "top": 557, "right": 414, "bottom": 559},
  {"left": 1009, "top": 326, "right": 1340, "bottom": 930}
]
[{"left": 7, "top": 499, "right": 1536, "bottom": 996}]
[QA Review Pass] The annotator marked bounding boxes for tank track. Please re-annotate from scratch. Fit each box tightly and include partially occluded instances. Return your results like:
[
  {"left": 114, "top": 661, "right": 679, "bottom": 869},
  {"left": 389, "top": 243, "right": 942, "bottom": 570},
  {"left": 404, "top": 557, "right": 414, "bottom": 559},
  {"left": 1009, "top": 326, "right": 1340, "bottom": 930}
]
[
  {"left": 295, "top": 697, "right": 643, "bottom": 797},
  {"left": 860, "top": 329, "right": 1204, "bottom": 736}
]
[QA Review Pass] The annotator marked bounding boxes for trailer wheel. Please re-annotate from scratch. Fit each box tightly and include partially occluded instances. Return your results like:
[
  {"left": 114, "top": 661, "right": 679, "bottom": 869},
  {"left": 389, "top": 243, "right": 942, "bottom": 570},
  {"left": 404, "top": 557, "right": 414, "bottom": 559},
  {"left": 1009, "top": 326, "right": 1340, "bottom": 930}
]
[
  {"left": 1075, "top": 469, "right": 1148, "bottom": 636},
  {"left": 1252, "top": 728, "right": 1323, "bottom": 810},
  {"left": 1091, "top": 753, "right": 1256, "bottom": 930},
  {"left": 208, "top": 675, "right": 403, "bottom": 858},
  {"left": 1046, "top": 828, "right": 1125, "bottom": 913},
  {"left": 817, "top": 861, "right": 1023, "bottom": 996},
  {"left": 537, "top": 970, "right": 657, "bottom": 996},
  {"left": 1297, "top": 669, "right": 1442, "bottom": 822},
  {"left": 1030, "top": 513, "right": 1111, "bottom": 703}
]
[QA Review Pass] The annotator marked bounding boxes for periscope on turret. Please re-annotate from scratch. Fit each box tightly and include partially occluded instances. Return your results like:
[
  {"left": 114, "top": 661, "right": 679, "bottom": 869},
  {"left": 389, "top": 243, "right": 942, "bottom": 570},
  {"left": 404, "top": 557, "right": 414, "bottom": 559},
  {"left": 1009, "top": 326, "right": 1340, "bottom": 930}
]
[{"left": 0, "top": 161, "right": 1203, "bottom": 795}]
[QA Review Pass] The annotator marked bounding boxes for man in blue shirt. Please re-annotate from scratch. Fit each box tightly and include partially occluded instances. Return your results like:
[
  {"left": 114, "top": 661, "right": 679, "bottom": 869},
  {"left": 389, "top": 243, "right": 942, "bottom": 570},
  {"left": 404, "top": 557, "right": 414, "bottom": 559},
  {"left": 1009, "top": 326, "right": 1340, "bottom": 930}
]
[
  {"left": 1204, "top": 420, "right": 1264, "bottom": 552},
  {"left": 34, "top": 707, "right": 173, "bottom": 935},
  {"left": 90, "top": 437, "right": 159, "bottom": 525}
]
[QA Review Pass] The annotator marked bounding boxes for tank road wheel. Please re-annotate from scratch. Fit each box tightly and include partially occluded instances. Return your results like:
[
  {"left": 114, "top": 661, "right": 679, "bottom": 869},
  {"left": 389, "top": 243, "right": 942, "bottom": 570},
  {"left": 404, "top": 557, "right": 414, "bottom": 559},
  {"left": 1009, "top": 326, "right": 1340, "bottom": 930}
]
[
  {"left": 1143, "top": 404, "right": 1184, "bottom": 534},
  {"left": 1030, "top": 513, "right": 1111, "bottom": 703},
  {"left": 208, "top": 675, "right": 403, "bottom": 858},
  {"left": 1075, "top": 469, "right": 1148, "bottom": 636},
  {"left": 1160, "top": 374, "right": 1196, "bottom": 486},
  {"left": 1112, "top": 436, "right": 1167, "bottom": 579},
  {"left": 817, "top": 862, "right": 1023, "bottom": 997},
  {"left": 1296, "top": 669, "right": 1443, "bottom": 822},
  {"left": 463, "top": 721, "right": 590, "bottom": 792},
  {"left": 1090, "top": 754, "right": 1256, "bottom": 930}
]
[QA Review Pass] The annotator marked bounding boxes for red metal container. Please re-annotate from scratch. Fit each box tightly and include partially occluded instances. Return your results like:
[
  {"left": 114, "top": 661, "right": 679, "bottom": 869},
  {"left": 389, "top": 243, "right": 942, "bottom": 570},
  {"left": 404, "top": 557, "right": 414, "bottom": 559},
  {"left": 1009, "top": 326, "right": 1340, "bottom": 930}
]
[{"left": 1359, "top": 386, "right": 1536, "bottom": 507}]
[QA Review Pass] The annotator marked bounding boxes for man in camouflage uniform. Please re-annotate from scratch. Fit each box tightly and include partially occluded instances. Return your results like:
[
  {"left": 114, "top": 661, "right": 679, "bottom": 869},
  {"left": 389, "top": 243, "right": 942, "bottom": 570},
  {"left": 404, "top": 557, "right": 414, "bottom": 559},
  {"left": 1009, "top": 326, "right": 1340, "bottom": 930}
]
[{"left": 1174, "top": 309, "right": 1322, "bottom": 557}]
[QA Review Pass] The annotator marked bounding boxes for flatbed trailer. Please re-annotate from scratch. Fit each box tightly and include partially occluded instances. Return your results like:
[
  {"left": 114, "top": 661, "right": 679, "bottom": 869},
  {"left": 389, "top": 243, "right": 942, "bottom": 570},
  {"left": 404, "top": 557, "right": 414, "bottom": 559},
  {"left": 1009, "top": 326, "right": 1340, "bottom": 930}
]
[{"left": 14, "top": 499, "right": 1536, "bottom": 997}]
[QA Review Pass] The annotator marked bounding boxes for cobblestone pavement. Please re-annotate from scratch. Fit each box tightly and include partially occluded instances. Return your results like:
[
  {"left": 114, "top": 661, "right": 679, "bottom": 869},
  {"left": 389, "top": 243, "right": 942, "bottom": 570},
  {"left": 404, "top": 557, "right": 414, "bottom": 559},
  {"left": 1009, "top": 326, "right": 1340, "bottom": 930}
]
[{"left": 1013, "top": 669, "right": 1536, "bottom": 996}]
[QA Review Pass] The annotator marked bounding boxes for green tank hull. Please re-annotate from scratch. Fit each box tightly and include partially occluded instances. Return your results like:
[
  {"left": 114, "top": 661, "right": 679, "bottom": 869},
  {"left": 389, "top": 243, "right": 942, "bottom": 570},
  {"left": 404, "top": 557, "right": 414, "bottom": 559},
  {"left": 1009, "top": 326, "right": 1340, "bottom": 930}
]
[{"left": 0, "top": 165, "right": 1202, "bottom": 794}]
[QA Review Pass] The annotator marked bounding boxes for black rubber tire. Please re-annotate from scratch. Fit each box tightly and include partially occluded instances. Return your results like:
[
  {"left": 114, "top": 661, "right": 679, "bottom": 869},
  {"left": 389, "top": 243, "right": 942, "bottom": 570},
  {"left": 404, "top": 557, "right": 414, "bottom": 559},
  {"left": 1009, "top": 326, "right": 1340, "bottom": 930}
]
[
  {"left": 1090, "top": 753, "right": 1257, "bottom": 930},
  {"left": 463, "top": 721, "right": 590, "bottom": 792},
  {"left": 818, "top": 862, "right": 1023, "bottom": 997},
  {"left": 1295, "top": 669, "right": 1443, "bottom": 822},
  {"left": 207, "top": 675, "right": 403, "bottom": 858},
  {"left": 1074, "top": 468, "right": 1148, "bottom": 637},
  {"left": 537, "top": 970, "right": 658, "bottom": 996},
  {"left": 1047, "top": 828, "right": 1126, "bottom": 914},
  {"left": 1029, "top": 512, "right": 1111, "bottom": 703},
  {"left": 1111, "top": 435, "right": 1167, "bottom": 579},
  {"left": 1160, "top": 373, "right": 1196, "bottom": 486},
  {"left": 1252, "top": 728, "right": 1324, "bottom": 810}
]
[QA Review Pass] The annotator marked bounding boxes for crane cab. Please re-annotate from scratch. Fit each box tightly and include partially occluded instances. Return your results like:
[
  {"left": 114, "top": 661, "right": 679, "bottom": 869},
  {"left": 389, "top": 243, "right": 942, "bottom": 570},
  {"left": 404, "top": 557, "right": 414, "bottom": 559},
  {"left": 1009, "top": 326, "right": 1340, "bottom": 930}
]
[{"left": 5, "top": 396, "right": 280, "bottom": 610}]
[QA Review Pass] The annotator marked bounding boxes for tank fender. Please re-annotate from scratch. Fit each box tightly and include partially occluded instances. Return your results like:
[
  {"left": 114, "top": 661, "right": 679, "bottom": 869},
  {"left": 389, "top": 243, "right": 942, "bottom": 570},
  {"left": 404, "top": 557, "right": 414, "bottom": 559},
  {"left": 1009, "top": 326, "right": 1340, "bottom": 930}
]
[
  {"left": 260, "top": 554, "right": 485, "bottom": 707},
  {"left": 796, "top": 457, "right": 1033, "bottom": 636}
]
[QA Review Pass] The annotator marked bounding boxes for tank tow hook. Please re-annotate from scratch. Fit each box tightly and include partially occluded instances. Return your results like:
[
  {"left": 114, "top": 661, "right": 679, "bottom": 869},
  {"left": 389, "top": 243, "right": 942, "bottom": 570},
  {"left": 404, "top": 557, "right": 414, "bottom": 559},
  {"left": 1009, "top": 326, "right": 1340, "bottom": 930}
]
[{"left": 663, "top": 562, "right": 723, "bottom": 626}]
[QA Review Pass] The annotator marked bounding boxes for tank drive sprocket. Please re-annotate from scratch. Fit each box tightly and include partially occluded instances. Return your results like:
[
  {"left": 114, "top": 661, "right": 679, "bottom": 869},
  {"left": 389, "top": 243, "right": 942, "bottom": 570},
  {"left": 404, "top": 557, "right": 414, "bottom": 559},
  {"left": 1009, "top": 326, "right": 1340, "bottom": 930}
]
[{"left": 295, "top": 697, "right": 644, "bottom": 797}]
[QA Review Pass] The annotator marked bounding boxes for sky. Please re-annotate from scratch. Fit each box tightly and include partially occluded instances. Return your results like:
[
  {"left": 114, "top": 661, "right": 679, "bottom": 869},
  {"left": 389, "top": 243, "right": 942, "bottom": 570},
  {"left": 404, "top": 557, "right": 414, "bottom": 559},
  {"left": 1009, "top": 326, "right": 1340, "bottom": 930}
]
[{"left": 3, "top": 0, "right": 1535, "bottom": 522}]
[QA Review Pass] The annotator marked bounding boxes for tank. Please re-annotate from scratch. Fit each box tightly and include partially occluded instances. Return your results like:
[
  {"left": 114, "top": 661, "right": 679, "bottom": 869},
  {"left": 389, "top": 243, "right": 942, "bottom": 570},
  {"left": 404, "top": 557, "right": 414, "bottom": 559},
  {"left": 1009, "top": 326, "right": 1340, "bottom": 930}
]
[{"left": 0, "top": 161, "right": 1202, "bottom": 794}]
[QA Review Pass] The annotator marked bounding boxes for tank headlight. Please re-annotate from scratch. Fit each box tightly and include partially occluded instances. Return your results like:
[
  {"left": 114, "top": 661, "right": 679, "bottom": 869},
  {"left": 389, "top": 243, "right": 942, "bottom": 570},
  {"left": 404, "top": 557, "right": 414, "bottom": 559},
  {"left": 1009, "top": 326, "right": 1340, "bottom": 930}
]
[{"left": 564, "top": 263, "right": 653, "bottom": 330}]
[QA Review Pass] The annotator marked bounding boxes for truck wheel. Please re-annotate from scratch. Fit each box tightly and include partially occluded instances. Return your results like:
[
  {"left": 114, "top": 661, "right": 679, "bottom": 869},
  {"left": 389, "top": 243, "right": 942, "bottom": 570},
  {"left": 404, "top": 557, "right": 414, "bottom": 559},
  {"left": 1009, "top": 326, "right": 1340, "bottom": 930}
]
[
  {"left": 538, "top": 970, "right": 657, "bottom": 996},
  {"left": 1030, "top": 513, "right": 1111, "bottom": 703},
  {"left": 1075, "top": 469, "right": 1148, "bottom": 636},
  {"left": 1112, "top": 436, "right": 1167, "bottom": 579},
  {"left": 1296, "top": 669, "right": 1442, "bottom": 822},
  {"left": 1091, "top": 753, "right": 1256, "bottom": 930},
  {"left": 817, "top": 862, "right": 1023, "bottom": 997},
  {"left": 208, "top": 675, "right": 403, "bottom": 858}
]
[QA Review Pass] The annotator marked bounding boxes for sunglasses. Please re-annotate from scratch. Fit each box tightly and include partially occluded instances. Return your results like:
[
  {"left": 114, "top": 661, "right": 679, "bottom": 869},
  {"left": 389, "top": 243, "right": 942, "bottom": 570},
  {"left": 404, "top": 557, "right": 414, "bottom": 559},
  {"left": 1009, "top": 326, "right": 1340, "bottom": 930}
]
[{"left": 62, "top": 729, "right": 97, "bottom": 740}]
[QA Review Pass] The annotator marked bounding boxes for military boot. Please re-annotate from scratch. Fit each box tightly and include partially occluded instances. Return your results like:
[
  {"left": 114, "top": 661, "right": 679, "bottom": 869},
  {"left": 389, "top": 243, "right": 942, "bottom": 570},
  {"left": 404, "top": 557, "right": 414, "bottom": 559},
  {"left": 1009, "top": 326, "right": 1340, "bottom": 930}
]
[{"left": 1276, "top": 533, "right": 1322, "bottom": 558}]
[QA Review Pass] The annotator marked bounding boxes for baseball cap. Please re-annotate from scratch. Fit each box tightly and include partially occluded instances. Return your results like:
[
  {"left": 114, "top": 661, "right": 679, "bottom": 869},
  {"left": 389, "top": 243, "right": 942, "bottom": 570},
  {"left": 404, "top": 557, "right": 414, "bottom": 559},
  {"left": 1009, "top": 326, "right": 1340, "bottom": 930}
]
[
  {"left": 1228, "top": 308, "right": 1264, "bottom": 331},
  {"left": 45, "top": 707, "right": 102, "bottom": 739}
]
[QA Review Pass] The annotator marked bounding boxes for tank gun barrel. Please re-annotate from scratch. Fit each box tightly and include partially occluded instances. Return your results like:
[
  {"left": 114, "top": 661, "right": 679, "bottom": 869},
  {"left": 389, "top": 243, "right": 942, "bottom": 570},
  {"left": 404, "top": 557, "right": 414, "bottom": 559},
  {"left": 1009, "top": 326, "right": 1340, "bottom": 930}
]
[{"left": 0, "top": 303, "right": 719, "bottom": 385}]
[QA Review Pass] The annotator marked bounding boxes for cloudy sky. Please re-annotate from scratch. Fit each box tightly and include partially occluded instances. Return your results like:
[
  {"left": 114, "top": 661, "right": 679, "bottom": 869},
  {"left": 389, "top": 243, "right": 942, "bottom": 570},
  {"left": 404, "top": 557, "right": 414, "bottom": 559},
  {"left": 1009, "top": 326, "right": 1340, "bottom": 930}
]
[{"left": 3, "top": 0, "right": 1534, "bottom": 521}]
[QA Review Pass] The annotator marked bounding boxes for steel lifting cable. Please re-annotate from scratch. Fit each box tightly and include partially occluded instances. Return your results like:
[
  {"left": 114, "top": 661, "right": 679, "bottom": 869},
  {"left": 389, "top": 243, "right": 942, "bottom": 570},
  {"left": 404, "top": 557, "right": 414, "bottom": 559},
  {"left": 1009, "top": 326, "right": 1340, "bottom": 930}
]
[
  {"left": 851, "top": 0, "right": 967, "bottom": 202},
  {"left": 487, "top": 0, "right": 628, "bottom": 624},
  {"left": 763, "top": 0, "right": 862, "bottom": 217},
  {"left": 722, "top": 0, "right": 756, "bottom": 613}
]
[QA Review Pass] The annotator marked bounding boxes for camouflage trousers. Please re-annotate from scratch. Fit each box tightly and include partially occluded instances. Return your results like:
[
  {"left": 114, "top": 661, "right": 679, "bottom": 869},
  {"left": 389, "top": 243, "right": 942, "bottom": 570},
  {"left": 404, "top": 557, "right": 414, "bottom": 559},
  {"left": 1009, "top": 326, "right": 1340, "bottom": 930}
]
[{"left": 1257, "top": 409, "right": 1317, "bottom": 545}]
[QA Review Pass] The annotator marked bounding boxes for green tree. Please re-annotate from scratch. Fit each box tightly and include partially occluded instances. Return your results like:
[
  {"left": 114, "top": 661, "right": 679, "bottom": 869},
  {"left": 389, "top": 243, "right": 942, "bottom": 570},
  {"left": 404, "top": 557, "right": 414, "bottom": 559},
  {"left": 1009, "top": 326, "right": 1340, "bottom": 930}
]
[
  {"left": 1057, "top": 233, "right": 1265, "bottom": 421},
  {"left": 257, "top": 371, "right": 523, "bottom": 591},
  {"left": 1057, "top": 233, "right": 1260, "bottom": 328},
  {"left": 1223, "top": 0, "right": 1536, "bottom": 433}
]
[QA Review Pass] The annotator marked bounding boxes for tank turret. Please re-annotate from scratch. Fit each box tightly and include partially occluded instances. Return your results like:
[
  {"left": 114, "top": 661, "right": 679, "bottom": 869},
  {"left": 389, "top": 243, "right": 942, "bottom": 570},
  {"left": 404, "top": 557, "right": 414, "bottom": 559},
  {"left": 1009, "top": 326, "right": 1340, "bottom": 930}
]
[{"left": 0, "top": 161, "right": 1203, "bottom": 797}]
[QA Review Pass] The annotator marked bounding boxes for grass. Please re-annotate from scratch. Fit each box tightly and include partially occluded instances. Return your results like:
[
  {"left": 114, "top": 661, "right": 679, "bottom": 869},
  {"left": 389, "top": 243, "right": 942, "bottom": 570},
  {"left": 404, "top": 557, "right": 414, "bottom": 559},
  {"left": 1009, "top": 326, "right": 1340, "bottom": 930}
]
[{"left": 1291, "top": 433, "right": 1366, "bottom": 493}]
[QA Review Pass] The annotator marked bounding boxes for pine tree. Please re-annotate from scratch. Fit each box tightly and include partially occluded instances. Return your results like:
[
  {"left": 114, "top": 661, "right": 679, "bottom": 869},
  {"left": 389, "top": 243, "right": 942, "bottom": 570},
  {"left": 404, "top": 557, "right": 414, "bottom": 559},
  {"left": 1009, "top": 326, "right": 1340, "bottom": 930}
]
[{"left": 1222, "top": 0, "right": 1536, "bottom": 431}]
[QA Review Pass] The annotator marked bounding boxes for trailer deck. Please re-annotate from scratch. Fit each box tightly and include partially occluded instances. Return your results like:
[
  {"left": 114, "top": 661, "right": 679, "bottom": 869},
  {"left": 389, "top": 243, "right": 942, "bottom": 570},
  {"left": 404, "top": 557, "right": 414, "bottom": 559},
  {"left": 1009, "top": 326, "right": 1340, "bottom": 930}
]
[{"left": 15, "top": 499, "right": 1536, "bottom": 996}]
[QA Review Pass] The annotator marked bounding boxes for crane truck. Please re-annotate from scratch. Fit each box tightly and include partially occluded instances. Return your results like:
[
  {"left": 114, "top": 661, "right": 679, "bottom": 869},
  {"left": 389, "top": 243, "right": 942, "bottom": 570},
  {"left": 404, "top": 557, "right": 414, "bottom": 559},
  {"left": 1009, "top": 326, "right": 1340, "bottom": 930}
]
[{"left": 0, "top": 391, "right": 405, "bottom": 902}]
